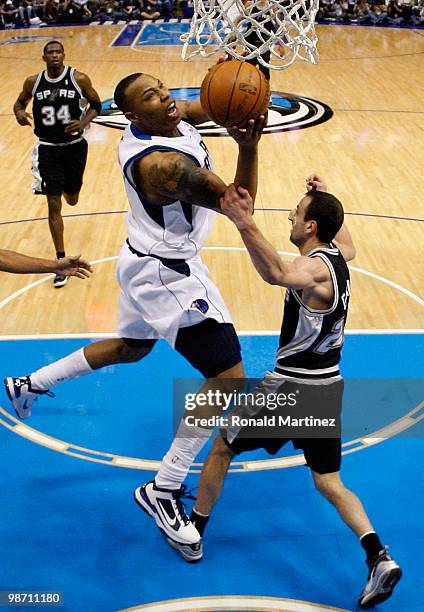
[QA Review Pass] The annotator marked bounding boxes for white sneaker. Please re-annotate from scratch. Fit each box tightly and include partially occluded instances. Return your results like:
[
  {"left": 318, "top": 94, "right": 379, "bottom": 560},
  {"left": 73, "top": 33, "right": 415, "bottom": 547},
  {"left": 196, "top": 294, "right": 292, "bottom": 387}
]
[
  {"left": 134, "top": 481, "right": 200, "bottom": 545},
  {"left": 358, "top": 546, "right": 402, "bottom": 609},
  {"left": 165, "top": 536, "right": 203, "bottom": 563},
  {"left": 4, "top": 376, "right": 54, "bottom": 419}
]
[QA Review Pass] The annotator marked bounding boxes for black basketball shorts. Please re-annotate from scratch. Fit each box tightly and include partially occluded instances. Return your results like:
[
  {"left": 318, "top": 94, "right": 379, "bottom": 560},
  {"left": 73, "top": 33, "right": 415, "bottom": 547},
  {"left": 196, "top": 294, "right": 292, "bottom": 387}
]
[
  {"left": 31, "top": 138, "right": 88, "bottom": 196},
  {"left": 222, "top": 374, "right": 344, "bottom": 475}
]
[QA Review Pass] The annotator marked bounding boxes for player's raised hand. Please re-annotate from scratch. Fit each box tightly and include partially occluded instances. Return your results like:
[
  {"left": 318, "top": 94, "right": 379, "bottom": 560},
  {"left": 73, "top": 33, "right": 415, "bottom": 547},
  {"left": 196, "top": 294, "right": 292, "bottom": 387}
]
[
  {"left": 54, "top": 255, "right": 93, "bottom": 279},
  {"left": 227, "top": 114, "right": 266, "bottom": 147},
  {"left": 15, "top": 110, "right": 32, "bottom": 127},
  {"left": 306, "top": 174, "right": 327, "bottom": 192},
  {"left": 205, "top": 54, "right": 229, "bottom": 75},
  {"left": 216, "top": 53, "right": 229, "bottom": 64},
  {"left": 220, "top": 184, "right": 254, "bottom": 228}
]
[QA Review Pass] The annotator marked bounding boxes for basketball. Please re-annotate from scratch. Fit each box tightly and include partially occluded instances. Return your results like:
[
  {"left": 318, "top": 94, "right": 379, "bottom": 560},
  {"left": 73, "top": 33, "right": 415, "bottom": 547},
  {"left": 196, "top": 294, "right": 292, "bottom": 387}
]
[{"left": 200, "top": 60, "right": 270, "bottom": 128}]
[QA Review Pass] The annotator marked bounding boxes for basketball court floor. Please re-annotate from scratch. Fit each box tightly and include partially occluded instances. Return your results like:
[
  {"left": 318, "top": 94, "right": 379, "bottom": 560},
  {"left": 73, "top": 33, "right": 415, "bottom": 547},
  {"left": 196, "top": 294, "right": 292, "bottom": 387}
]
[{"left": 0, "top": 19, "right": 423, "bottom": 612}]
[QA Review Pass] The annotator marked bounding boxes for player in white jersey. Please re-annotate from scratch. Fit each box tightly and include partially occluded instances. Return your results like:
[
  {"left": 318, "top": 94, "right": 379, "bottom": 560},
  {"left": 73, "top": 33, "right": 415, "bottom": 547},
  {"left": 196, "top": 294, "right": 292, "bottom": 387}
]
[{"left": 5, "top": 72, "right": 265, "bottom": 557}]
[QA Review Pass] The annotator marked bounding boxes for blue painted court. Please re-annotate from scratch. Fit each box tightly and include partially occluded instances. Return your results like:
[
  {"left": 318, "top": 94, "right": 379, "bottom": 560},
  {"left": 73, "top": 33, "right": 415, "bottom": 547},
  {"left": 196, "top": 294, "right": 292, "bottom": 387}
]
[
  {"left": 0, "top": 333, "right": 422, "bottom": 611},
  {"left": 111, "top": 21, "right": 210, "bottom": 47}
]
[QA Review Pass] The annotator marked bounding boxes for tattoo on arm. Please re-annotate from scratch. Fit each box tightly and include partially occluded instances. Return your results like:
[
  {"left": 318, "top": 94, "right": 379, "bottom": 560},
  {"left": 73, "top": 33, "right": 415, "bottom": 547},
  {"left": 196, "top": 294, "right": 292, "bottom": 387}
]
[
  {"left": 177, "top": 99, "right": 210, "bottom": 124},
  {"left": 142, "top": 153, "right": 223, "bottom": 209}
]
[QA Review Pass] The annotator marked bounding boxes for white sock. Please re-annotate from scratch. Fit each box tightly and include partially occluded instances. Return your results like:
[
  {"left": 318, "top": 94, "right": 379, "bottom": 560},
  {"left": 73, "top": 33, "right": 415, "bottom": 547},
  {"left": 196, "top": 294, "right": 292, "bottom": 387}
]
[
  {"left": 30, "top": 348, "right": 92, "bottom": 391},
  {"left": 155, "top": 422, "right": 212, "bottom": 490}
]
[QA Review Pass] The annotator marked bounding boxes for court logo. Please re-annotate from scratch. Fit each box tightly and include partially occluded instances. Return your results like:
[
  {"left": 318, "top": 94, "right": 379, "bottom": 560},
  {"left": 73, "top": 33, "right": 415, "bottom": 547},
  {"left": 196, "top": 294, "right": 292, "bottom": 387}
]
[{"left": 94, "top": 88, "right": 333, "bottom": 136}]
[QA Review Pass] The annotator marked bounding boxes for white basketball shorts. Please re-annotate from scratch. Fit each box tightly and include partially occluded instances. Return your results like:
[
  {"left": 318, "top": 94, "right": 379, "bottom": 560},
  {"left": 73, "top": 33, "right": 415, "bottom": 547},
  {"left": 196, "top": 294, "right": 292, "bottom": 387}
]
[{"left": 116, "top": 241, "right": 233, "bottom": 347}]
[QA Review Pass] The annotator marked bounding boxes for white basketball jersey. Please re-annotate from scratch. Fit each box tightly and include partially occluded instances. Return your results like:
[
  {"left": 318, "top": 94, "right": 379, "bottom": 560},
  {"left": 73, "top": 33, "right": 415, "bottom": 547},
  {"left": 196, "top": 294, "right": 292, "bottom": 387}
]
[{"left": 118, "top": 120, "right": 216, "bottom": 259}]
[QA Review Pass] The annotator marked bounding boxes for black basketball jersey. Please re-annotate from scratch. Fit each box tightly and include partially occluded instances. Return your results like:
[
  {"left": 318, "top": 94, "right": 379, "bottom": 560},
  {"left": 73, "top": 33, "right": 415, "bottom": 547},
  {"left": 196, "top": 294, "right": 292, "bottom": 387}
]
[
  {"left": 32, "top": 66, "right": 85, "bottom": 144},
  {"left": 275, "top": 245, "right": 350, "bottom": 381}
]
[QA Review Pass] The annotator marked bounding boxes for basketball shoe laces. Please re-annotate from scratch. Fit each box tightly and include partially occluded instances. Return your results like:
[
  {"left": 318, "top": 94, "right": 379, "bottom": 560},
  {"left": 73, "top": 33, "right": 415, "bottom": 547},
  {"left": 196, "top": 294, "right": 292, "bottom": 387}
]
[
  {"left": 367, "top": 546, "right": 391, "bottom": 578},
  {"left": 173, "top": 485, "right": 197, "bottom": 525},
  {"left": 23, "top": 376, "right": 56, "bottom": 399}
]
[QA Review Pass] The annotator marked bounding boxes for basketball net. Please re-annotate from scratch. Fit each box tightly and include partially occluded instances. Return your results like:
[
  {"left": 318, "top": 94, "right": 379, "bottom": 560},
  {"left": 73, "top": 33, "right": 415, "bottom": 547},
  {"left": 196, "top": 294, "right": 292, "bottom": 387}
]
[{"left": 181, "top": 0, "right": 319, "bottom": 70}]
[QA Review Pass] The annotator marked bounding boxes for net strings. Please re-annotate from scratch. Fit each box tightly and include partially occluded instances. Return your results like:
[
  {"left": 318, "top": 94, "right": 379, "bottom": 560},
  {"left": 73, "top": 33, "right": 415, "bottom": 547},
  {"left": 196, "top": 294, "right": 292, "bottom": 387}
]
[{"left": 181, "top": 0, "right": 320, "bottom": 69}]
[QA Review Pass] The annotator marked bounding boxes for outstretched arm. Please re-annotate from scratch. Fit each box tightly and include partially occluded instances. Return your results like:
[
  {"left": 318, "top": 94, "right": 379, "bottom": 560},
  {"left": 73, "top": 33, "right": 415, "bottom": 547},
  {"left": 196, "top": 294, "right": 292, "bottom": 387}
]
[
  {"left": 220, "top": 185, "right": 318, "bottom": 288},
  {"left": 306, "top": 173, "right": 356, "bottom": 262},
  {"left": 0, "top": 250, "right": 92, "bottom": 277},
  {"left": 228, "top": 116, "right": 265, "bottom": 205},
  {"left": 177, "top": 63, "right": 265, "bottom": 204},
  {"left": 332, "top": 223, "right": 356, "bottom": 262}
]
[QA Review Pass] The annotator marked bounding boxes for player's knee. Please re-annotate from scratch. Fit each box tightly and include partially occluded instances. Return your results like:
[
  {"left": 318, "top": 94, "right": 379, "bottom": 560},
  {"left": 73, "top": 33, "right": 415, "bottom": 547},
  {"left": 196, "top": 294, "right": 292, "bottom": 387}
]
[
  {"left": 175, "top": 320, "right": 242, "bottom": 378},
  {"left": 313, "top": 471, "right": 345, "bottom": 501},
  {"left": 211, "top": 435, "right": 235, "bottom": 463},
  {"left": 216, "top": 360, "right": 245, "bottom": 379},
  {"left": 118, "top": 337, "right": 156, "bottom": 362},
  {"left": 64, "top": 193, "right": 79, "bottom": 206},
  {"left": 47, "top": 196, "right": 62, "bottom": 213}
]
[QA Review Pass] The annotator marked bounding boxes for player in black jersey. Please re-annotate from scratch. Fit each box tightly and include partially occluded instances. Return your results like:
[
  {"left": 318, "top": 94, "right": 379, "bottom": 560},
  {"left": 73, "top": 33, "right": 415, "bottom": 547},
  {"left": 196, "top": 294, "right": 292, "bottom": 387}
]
[
  {"left": 183, "top": 175, "right": 402, "bottom": 609},
  {"left": 13, "top": 40, "right": 101, "bottom": 288}
]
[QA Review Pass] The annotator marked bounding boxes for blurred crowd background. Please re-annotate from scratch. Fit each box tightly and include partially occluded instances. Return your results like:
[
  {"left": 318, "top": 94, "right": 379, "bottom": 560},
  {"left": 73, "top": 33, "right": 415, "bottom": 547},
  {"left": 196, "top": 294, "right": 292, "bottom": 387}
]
[
  {"left": 1, "top": 0, "right": 423, "bottom": 32},
  {"left": 318, "top": 0, "right": 424, "bottom": 26}
]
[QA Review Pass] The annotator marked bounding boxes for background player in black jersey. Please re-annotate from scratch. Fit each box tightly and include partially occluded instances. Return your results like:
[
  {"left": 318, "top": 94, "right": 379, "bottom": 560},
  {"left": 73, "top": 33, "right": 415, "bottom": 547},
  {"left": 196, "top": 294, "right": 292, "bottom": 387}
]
[
  {"left": 13, "top": 40, "right": 101, "bottom": 288},
  {"left": 185, "top": 175, "right": 402, "bottom": 610},
  {"left": 0, "top": 249, "right": 91, "bottom": 278}
]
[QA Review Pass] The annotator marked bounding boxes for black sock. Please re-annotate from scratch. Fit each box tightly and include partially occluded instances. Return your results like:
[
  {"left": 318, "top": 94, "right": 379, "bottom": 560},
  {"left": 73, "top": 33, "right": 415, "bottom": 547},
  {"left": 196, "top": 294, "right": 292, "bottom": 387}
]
[
  {"left": 360, "top": 532, "right": 383, "bottom": 562},
  {"left": 56, "top": 251, "right": 65, "bottom": 259},
  {"left": 190, "top": 509, "right": 209, "bottom": 537}
]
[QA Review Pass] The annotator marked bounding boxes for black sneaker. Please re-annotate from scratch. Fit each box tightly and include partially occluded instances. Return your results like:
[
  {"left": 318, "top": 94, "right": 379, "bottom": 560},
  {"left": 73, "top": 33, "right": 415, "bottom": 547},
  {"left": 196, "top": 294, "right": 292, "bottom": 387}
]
[
  {"left": 53, "top": 274, "right": 68, "bottom": 288},
  {"left": 358, "top": 546, "right": 402, "bottom": 609}
]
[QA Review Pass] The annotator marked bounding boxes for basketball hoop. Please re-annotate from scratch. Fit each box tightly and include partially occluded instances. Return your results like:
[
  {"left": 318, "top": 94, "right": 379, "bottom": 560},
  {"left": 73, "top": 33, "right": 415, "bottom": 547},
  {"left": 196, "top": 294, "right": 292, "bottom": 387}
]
[{"left": 180, "top": 0, "right": 319, "bottom": 70}]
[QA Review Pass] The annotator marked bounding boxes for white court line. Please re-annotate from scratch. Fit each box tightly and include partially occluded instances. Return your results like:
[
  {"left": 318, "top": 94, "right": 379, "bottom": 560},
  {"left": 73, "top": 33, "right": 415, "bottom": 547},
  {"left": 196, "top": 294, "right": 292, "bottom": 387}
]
[
  {"left": 0, "top": 250, "right": 422, "bottom": 337},
  {"left": 0, "top": 329, "right": 422, "bottom": 341},
  {"left": 349, "top": 264, "right": 424, "bottom": 308},
  {"left": 14, "top": 425, "right": 67, "bottom": 450},
  {"left": 0, "top": 255, "right": 116, "bottom": 312},
  {"left": 0, "top": 275, "right": 56, "bottom": 310},
  {"left": 117, "top": 595, "right": 350, "bottom": 612},
  {"left": 1, "top": 399, "right": 422, "bottom": 473},
  {"left": 132, "top": 22, "right": 148, "bottom": 49},
  {"left": 109, "top": 22, "right": 138, "bottom": 47}
]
